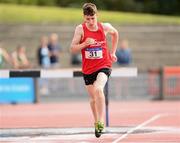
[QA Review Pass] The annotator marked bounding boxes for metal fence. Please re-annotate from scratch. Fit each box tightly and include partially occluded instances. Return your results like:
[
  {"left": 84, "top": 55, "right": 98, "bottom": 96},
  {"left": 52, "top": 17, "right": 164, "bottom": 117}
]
[
  {"left": 37, "top": 72, "right": 151, "bottom": 102},
  {"left": 37, "top": 68, "right": 180, "bottom": 102}
]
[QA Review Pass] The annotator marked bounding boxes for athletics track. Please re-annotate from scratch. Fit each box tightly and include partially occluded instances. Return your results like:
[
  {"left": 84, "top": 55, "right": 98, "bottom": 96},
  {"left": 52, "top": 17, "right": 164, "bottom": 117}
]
[{"left": 0, "top": 101, "right": 180, "bottom": 143}]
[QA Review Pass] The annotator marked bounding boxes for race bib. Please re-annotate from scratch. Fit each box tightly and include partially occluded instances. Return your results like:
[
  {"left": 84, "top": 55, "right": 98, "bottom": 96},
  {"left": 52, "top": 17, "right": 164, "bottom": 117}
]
[{"left": 85, "top": 47, "right": 103, "bottom": 59}]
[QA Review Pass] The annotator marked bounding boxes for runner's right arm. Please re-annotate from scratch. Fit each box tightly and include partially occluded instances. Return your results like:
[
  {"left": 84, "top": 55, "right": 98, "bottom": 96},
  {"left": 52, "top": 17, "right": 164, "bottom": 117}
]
[{"left": 70, "top": 25, "right": 95, "bottom": 53}]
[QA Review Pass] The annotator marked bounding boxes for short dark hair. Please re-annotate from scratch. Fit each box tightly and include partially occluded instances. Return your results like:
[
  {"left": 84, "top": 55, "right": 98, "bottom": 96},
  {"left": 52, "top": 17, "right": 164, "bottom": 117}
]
[{"left": 83, "top": 3, "right": 97, "bottom": 16}]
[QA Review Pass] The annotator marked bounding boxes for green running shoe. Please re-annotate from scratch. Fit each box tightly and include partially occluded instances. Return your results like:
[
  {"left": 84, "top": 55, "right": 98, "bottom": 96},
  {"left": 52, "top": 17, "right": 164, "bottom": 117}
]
[
  {"left": 94, "top": 121, "right": 104, "bottom": 138},
  {"left": 95, "top": 128, "right": 101, "bottom": 138}
]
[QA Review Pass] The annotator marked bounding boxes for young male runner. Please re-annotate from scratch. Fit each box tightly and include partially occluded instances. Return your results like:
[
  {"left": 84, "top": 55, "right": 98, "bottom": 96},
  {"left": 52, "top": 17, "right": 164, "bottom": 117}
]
[{"left": 70, "top": 3, "right": 118, "bottom": 137}]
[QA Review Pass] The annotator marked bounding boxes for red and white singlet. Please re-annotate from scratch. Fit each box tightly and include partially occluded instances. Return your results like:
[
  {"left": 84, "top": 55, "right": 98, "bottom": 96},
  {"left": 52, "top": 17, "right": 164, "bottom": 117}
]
[{"left": 81, "top": 22, "right": 112, "bottom": 74}]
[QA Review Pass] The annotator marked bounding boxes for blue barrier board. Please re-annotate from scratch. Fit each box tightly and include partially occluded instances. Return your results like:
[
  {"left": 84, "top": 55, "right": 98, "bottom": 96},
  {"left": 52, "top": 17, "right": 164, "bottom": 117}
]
[{"left": 0, "top": 78, "right": 35, "bottom": 103}]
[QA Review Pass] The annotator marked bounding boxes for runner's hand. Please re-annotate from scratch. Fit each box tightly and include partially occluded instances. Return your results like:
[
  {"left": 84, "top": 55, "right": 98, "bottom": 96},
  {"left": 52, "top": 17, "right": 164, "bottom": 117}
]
[
  {"left": 111, "top": 53, "right": 117, "bottom": 63},
  {"left": 85, "top": 38, "right": 95, "bottom": 46}
]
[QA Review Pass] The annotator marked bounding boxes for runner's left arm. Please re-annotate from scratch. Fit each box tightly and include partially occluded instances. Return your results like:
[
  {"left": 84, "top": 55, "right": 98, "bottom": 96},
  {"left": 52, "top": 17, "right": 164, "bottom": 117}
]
[{"left": 103, "top": 23, "right": 119, "bottom": 62}]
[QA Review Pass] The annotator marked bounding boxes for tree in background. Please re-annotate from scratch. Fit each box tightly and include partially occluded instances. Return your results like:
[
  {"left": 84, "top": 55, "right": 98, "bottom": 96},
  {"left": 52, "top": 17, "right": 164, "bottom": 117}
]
[
  {"left": 0, "top": 0, "right": 56, "bottom": 6},
  {"left": 0, "top": 0, "right": 179, "bottom": 15}
]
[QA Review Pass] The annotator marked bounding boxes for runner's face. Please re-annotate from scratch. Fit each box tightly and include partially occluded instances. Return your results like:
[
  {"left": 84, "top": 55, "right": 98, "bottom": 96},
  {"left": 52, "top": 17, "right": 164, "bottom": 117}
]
[{"left": 84, "top": 14, "right": 97, "bottom": 27}]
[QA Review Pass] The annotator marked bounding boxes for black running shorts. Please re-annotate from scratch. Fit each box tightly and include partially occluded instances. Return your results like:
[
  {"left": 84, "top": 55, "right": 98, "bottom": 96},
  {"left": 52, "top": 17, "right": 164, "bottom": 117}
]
[{"left": 83, "top": 68, "right": 111, "bottom": 85}]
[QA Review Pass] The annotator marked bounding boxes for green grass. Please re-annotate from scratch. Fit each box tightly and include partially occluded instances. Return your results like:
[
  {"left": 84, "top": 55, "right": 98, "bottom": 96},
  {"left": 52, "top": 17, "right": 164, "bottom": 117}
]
[{"left": 0, "top": 4, "right": 180, "bottom": 25}]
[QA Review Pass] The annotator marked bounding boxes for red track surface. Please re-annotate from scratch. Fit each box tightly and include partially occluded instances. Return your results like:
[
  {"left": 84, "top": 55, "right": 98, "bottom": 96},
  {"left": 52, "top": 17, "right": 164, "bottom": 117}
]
[{"left": 0, "top": 101, "right": 180, "bottom": 142}]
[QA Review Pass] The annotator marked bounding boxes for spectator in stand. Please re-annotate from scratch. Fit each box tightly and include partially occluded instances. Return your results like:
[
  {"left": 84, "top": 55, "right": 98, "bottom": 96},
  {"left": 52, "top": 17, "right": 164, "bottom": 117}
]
[
  {"left": 11, "top": 45, "right": 31, "bottom": 69},
  {"left": 37, "top": 36, "right": 50, "bottom": 69},
  {"left": 115, "top": 39, "right": 132, "bottom": 99},
  {"left": 116, "top": 39, "right": 132, "bottom": 66},
  {"left": 48, "top": 33, "right": 61, "bottom": 68},
  {"left": 0, "top": 42, "right": 12, "bottom": 68},
  {"left": 37, "top": 36, "right": 50, "bottom": 95}
]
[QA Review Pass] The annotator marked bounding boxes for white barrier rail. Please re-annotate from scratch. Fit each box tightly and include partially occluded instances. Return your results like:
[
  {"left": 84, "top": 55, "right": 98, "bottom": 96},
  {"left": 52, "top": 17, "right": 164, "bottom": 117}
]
[{"left": 0, "top": 67, "right": 137, "bottom": 78}]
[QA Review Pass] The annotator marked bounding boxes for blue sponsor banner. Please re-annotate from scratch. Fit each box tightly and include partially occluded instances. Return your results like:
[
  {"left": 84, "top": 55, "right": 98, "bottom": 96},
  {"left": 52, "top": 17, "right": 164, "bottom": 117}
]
[{"left": 0, "top": 78, "right": 35, "bottom": 103}]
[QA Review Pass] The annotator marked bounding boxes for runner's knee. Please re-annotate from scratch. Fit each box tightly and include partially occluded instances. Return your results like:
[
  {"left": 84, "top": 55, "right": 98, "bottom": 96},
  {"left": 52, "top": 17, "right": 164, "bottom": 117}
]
[
  {"left": 94, "top": 72, "right": 107, "bottom": 88},
  {"left": 95, "top": 86, "right": 104, "bottom": 97},
  {"left": 90, "top": 97, "right": 96, "bottom": 104}
]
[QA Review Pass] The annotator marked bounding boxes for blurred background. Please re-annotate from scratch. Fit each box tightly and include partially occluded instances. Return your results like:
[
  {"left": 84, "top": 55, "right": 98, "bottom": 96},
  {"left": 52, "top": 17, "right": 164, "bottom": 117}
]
[{"left": 0, "top": 0, "right": 180, "bottom": 104}]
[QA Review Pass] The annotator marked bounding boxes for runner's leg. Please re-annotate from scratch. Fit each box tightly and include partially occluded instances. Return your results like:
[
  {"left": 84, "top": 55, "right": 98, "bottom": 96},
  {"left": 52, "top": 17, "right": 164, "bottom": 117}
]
[
  {"left": 86, "top": 85, "right": 98, "bottom": 123},
  {"left": 93, "top": 72, "right": 108, "bottom": 122}
]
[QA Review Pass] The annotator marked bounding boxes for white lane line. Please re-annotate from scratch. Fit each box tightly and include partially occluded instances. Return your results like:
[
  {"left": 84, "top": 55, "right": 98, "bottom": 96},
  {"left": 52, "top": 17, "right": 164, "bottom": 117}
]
[
  {"left": 112, "top": 113, "right": 168, "bottom": 143},
  {"left": 0, "top": 134, "right": 92, "bottom": 142}
]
